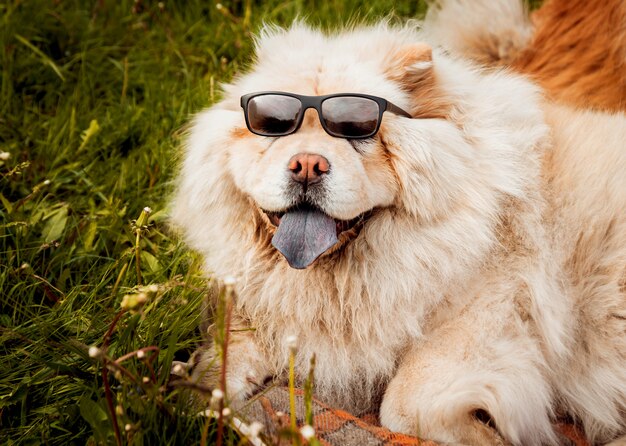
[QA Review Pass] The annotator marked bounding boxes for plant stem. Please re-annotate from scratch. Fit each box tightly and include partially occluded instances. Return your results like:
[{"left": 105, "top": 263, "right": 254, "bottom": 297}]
[
  {"left": 102, "top": 365, "right": 121, "bottom": 446},
  {"left": 101, "top": 310, "right": 125, "bottom": 446},
  {"left": 289, "top": 350, "right": 298, "bottom": 446},
  {"left": 114, "top": 346, "right": 159, "bottom": 364},
  {"left": 304, "top": 354, "right": 316, "bottom": 426},
  {"left": 110, "top": 261, "right": 129, "bottom": 303},
  {"left": 200, "top": 415, "right": 211, "bottom": 446},
  {"left": 134, "top": 230, "right": 142, "bottom": 286}
]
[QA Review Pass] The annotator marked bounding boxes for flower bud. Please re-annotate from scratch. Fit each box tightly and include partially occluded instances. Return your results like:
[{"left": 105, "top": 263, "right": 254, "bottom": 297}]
[
  {"left": 88, "top": 346, "right": 102, "bottom": 359},
  {"left": 211, "top": 389, "right": 224, "bottom": 401},
  {"left": 120, "top": 292, "right": 148, "bottom": 311},
  {"left": 135, "top": 207, "right": 152, "bottom": 228},
  {"left": 300, "top": 425, "right": 315, "bottom": 440},
  {"left": 210, "top": 388, "right": 224, "bottom": 410},
  {"left": 286, "top": 335, "right": 298, "bottom": 353}
]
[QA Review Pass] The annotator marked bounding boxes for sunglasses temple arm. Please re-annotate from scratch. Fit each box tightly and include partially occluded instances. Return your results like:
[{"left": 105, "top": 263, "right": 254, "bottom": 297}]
[{"left": 386, "top": 102, "right": 413, "bottom": 118}]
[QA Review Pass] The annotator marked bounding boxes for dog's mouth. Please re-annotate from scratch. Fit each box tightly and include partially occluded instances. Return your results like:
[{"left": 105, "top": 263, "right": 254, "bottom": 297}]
[
  {"left": 263, "top": 207, "right": 365, "bottom": 236},
  {"left": 262, "top": 203, "right": 370, "bottom": 269}
]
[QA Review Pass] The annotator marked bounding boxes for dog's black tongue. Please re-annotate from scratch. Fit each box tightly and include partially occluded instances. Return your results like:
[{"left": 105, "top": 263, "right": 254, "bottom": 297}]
[{"left": 272, "top": 208, "right": 338, "bottom": 269}]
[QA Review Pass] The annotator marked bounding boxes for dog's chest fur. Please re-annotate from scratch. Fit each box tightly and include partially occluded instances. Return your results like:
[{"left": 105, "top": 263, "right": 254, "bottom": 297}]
[{"left": 232, "top": 219, "right": 509, "bottom": 411}]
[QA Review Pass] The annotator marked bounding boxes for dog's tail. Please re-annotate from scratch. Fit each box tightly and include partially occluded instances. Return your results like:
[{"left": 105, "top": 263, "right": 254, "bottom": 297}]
[
  {"left": 425, "top": 0, "right": 626, "bottom": 112},
  {"left": 513, "top": 0, "right": 626, "bottom": 112}
]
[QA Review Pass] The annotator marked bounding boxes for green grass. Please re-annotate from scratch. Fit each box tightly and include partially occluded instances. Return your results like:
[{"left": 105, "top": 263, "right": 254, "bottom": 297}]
[{"left": 0, "top": 0, "right": 429, "bottom": 444}]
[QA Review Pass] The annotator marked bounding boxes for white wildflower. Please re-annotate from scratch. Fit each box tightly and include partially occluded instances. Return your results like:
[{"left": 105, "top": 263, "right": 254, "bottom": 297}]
[
  {"left": 210, "top": 389, "right": 224, "bottom": 410},
  {"left": 286, "top": 335, "right": 298, "bottom": 353},
  {"left": 137, "top": 350, "right": 145, "bottom": 359},
  {"left": 223, "top": 276, "right": 237, "bottom": 286},
  {"left": 300, "top": 425, "right": 315, "bottom": 440},
  {"left": 0, "top": 152, "right": 11, "bottom": 161},
  {"left": 211, "top": 389, "right": 224, "bottom": 401},
  {"left": 88, "top": 346, "right": 102, "bottom": 358},
  {"left": 120, "top": 292, "right": 148, "bottom": 311}
]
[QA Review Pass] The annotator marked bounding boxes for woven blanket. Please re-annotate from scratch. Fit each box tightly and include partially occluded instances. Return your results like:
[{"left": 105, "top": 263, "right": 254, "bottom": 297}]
[{"left": 237, "top": 387, "right": 590, "bottom": 446}]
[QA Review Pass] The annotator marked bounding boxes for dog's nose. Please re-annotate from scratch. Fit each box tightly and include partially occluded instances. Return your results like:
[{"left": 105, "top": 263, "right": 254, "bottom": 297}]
[{"left": 288, "top": 153, "right": 330, "bottom": 186}]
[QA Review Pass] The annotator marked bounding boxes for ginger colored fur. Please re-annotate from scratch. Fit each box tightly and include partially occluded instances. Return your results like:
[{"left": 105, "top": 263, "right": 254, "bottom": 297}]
[
  {"left": 426, "top": 0, "right": 626, "bottom": 112},
  {"left": 514, "top": 0, "right": 626, "bottom": 112},
  {"left": 171, "top": 15, "right": 626, "bottom": 446}
]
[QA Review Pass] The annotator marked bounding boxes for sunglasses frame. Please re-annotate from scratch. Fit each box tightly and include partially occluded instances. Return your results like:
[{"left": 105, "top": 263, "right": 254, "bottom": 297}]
[{"left": 240, "top": 91, "right": 412, "bottom": 139}]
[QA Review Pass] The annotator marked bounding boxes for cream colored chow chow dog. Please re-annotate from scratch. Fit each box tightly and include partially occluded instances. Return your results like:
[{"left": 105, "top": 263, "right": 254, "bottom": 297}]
[{"left": 171, "top": 4, "right": 626, "bottom": 445}]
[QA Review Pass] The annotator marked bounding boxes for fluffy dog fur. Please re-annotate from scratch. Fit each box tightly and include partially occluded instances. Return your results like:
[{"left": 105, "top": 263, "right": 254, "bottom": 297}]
[
  {"left": 426, "top": 0, "right": 626, "bottom": 112},
  {"left": 171, "top": 6, "right": 626, "bottom": 446}
]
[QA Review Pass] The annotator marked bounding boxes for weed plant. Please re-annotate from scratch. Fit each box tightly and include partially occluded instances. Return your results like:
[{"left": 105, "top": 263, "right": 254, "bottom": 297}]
[{"left": 0, "top": 0, "right": 430, "bottom": 444}]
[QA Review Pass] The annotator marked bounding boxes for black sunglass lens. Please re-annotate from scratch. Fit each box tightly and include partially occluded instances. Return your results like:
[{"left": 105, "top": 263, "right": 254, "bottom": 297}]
[
  {"left": 321, "top": 97, "right": 380, "bottom": 138},
  {"left": 247, "top": 95, "right": 301, "bottom": 135}
]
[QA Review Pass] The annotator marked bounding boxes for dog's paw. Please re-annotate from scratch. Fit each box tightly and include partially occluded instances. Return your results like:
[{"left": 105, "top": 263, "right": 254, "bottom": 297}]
[
  {"left": 170, "top": 360, "right": 190, "bottom": 377},
  {"left": 380, "top": 389, "right": 509, "bottom": 446},
  {"left": 186, "top": 342, "right": 272, "bottom": 405}
]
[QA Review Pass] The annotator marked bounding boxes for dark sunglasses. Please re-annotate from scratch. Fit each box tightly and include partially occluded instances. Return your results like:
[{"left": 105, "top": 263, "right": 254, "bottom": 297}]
[{"left": 240, "top": 92, "right": 412, "bottom": 139}]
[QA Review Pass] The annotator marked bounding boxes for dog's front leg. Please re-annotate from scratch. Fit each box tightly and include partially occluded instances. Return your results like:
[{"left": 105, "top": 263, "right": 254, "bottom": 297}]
[{"left": 380, "top": 298, "right": 557, "bottom": 446}]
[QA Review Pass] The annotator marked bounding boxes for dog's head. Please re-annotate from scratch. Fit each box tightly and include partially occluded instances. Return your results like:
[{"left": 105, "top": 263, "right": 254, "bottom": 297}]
[{"left": 172, "top": 24, "right": 546, "bottom": 277}]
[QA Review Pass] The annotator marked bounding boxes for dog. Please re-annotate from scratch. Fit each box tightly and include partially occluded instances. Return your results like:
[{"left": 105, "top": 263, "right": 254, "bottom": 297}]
[{"left": 171, "top": 1, "right": 626, "bottom": 444}]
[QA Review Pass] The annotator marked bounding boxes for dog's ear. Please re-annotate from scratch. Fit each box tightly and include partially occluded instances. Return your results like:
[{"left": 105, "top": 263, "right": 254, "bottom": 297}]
[
  {"left": 386, "top": 43, "right": 434, "bottom": 89},
  {"left": 386, "top": 43, "right": 449, "bottom": 119}
]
